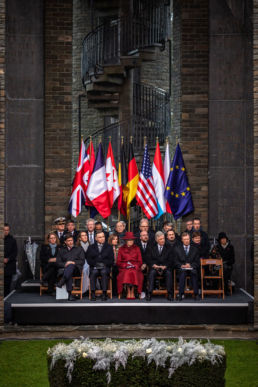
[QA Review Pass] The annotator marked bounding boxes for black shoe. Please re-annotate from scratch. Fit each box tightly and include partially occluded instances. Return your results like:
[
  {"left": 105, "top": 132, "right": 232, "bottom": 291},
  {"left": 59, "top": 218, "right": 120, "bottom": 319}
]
[
  {"left": 56, "top": 277, "right": 66, "bottom": 288},
  {"left": 91, "top": 292, "right": 96, "bottom": 301},
  {"left": 101, "top": 292, "right": 108, "bottom": 301},
  {"left": 178, "top": 294, "right": 183, "bottom": 301},
  {"left": 167, "top": 293, "right": 173, "bottom": 301},
  {"left": 68, "top": 294, "right": 77, "bottom": 301},
  {"left": 194, "top": 294, "right": 200, "bottom": 301},
  {"left": 146, "top": 292, "right": 152, "bottom": 301}
]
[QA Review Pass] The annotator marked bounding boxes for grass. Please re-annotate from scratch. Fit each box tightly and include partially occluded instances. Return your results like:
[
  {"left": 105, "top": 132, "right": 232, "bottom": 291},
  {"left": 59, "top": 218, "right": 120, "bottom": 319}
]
[{"left": 0, "top": 339, "right": 257, "bottom": 386}]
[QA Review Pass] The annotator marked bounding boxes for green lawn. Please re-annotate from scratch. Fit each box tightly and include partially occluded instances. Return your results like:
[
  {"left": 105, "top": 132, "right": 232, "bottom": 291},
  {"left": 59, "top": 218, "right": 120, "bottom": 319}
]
[{"left": 0, "top": 339, "right": 257, "bottom": 386}]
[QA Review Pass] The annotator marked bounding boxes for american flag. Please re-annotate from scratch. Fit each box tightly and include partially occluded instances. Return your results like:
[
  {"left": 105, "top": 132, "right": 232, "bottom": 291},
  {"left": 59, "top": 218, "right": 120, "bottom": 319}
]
[{"left": 136, "top": 144, "right": 158, "bottom": 219}]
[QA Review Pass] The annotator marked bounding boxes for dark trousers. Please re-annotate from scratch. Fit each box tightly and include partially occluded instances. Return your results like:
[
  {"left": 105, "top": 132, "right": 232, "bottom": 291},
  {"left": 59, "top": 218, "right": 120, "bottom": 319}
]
[
  {"left": 42, "top": 263, "right": 58, "bottom": 291},
  {"left": 62, "top": 264, "right": 80, "bottom": 292},
  {"left": 112, "top": 265, "right": 118, "bottom": 296},
  {"left": 90, "top": 267, "right": 110, "bottom": 291},
  {"left": 148, "top": 268, "right": 173, "bottom": 294},
  {"left": 4, "top": 275, "right": 12, "bottom": 297},
  {"left": 178, "top": 269, "right": 198, "bottom": 295},
  {"left": 223, "top": 264, "right": 233, "bottom": 292}
]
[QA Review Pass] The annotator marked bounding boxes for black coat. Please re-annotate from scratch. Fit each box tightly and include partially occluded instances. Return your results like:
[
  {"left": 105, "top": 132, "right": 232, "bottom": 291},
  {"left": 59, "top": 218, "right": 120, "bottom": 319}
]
[
  {"left": 64, "top": 229, "right": 79, "bottom": 243},
  {"left": 149, "top": 244, "right": 174, "bottom": 269},
  {"left": 57, "top": 246, "right": 85, "bottom": 272},
  {"left": 54, "top": 230, "right": 65, "bottom": 245},
  {"left": 86, "top": 242, "right": 114, "bottom": 268},
  {"left": 4, "top": 234, "right": 17, "bottom": 276},
  {"left": 135, "top": 229, "right": 156, "bottom": 245},
  {"left": 136, "top": 240, "right": 152, "bottom": 266},
  {"left": 190, "top": 229, "right": 210, "bottom": 252},
  {"left": 217, "top": 242, "right": 235, "bottom": 266},
  {"left": 192, "top": 241, "right": 209, "bottom": 259},
  {"left": 174, "top": 244, "right": 200, "bottom": 270},
  {"left": 40, "top": 244, "right": 60, "bottom": 270}
]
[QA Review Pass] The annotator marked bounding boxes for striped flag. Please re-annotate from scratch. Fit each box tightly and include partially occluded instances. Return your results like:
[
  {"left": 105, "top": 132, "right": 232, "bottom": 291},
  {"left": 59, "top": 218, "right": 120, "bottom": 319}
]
[
  {"left": 164, "top": 141, "right": 172, "bottom": 214},
  {"left": 152, "top": 141, "right": 166, "bottom": 219},
  {"left": 126, "top": 142, "right": 139, "bottom": 218},
  {"left": 68, "top": 139, "right": 87, "bottom": 217},
  {"left": 86, "top": 143, "right": 111, "bottom": 218},
  {"left": 136, "top": 144, "right": 158, "bottom": 219},
  {"left": 117, "top": 143, "right": 128, "bottom": 216}
]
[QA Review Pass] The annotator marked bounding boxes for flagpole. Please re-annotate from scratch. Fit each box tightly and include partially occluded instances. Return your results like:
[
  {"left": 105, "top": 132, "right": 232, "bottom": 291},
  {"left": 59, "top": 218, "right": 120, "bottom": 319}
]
[
  {"left": 128, "top": 135, "right": 133, "bottom": 233},
  {"left": 164, "top": 137, "right": 169, "bottom": 222},
  {"left": 118, "top": 135, "right": 123, "bottom": 222}
]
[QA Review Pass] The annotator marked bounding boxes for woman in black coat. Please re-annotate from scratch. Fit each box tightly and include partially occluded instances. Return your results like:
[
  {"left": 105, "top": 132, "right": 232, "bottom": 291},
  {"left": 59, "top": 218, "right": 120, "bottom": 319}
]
[{"left": 40, "top": 232, "right": 60, "bottom": 294}]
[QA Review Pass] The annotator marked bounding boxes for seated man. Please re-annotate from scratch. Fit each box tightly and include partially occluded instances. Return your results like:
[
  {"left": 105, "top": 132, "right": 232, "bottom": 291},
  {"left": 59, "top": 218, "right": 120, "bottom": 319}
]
[
  {"left": 166, "top": 229, "right": 181, "bottom": 249},
  {"left": 146, "top": 231, "right": 174, "bottom": 301},
  {"left": 56, "top": 233, "right": 85, "bottom": 301},
  {"left": 4, "top": 223, "right": 17, "bottom": 297},
  {"left": 136, "top": 230, "right": 152, "bottom": 295},
  {"left": 174, "top": 232, "right": 200, "bottom": 300},
  {"left": 64, "top": 219, "right": 79, "bottom": 243},
  {"left": 54, "top": 217, "right": 66, "bottom": 245},
  {"left": 86, "top": 218, "right": 96, "bottom": 245},
  {"left": 95, "top": 221, "right": 109, "bottom": 242},
  {"left": 86, "top": 231, "right": 114, "bottom": 301},
  {"left": 217, "top": 232, "right": 235, "bottom": 295},
  {"left": 135, "top": 218, "right": 155, "bottom": 245},
  {"left": 192, "top": 231, "right": 209, "bottom": 259}
]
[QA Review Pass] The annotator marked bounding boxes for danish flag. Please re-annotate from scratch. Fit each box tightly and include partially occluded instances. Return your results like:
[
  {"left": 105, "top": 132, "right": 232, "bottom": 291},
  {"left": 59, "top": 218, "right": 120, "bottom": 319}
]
[{"left": 105, "top": 142, "right": 120, "bottom": 207}]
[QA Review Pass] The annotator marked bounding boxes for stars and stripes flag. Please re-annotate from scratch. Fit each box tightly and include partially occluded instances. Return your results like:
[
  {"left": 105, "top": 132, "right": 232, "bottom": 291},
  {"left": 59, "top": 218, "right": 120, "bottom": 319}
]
[
  {"left": 86, "top": 143, "right": 111, "bottom": 218},
  {"left": 68, "top": 139, "right": 88, "bottom": 217},
  {"left": 105, "top": 141, "right": 120, "bottom": 207},
  {"left": 164, "top": 141, "right": 172, "bottom": 214},
  {"left": 136, "top": 144, "right": 158, "bottom": 219},
  {"left": 152, "top": 141, "right": 166, "bottom": 219}
]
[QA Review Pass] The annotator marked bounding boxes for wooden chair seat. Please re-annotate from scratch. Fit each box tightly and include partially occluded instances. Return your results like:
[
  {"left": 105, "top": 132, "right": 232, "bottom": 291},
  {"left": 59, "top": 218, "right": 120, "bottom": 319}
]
[
  {"left": 71, "top": 274, "right": 84, "bottom": 300},
  {"left": 201, "top": 258, "right": 224, "bottom": 299},
  {"left": 152, "top": 275, "right": 168, "bottom": 297}
]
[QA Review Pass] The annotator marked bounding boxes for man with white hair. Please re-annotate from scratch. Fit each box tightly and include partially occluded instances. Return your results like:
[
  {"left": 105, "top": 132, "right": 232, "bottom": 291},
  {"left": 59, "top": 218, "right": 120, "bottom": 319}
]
[
  {"left": 146, "top": 231, "right": 174, "bottom": 301},
  {"left": 135, "top": 218, "right": 155, "bottom": 244}
]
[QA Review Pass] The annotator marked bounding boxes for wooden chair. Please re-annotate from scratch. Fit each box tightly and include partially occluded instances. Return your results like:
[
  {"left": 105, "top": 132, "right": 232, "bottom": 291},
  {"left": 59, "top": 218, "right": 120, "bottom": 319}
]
[
  {"left": 40, "top": 267, "right": 48, "bottom": 296},
  {"left": 152, "top": 275, "right": 168, "bottom": 298},
  {"left": 201, "top": 258, "right": 224, "bottom": 299},
  {"left": 173, "top": 270, "right": 194, "bottom": 300},
  {"left": 89, "top": 274, "right": 112, "bottom": 300},
  {"left": 71, "top": 274, "right": 84, "bottom": 300}
]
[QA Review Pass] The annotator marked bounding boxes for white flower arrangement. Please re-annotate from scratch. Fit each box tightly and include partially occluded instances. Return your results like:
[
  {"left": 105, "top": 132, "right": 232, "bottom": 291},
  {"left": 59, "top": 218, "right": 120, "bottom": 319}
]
[{"left": 48, "top": 337, "right": 225, "bottom": 384}]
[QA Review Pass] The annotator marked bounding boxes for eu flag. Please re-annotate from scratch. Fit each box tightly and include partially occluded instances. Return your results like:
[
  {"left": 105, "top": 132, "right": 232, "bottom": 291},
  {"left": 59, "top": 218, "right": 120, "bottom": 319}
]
[{"left": 164, "top": 144, "right": 194, "bottom": 220}]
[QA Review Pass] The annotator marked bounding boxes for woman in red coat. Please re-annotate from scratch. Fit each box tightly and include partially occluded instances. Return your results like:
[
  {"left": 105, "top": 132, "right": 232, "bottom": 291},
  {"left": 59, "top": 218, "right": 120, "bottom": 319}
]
[{"left": 117, "top": 232, "right": 143, "bottom": 299}]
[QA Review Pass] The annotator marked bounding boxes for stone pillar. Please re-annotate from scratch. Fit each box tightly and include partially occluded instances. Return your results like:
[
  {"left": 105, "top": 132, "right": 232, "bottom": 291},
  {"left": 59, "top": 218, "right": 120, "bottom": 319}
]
[
  {"left": 180, "top": 0, "right": 209, "bottom": 230},
  {"left": 44, "top": 0, "right": 73, "bottom": 230},
  {"left": 0, "top": 0, "right": 5, "bottom": 326}
]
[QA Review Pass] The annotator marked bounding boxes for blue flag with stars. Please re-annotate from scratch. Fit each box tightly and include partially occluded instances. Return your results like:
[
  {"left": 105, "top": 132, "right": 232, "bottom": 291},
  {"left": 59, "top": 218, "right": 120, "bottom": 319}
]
[{"left": 164, "top": 143, "right": 194, "bottom": 220}]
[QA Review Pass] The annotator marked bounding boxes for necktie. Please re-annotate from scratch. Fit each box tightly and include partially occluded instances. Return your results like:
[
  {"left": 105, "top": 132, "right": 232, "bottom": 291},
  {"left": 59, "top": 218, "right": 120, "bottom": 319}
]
[
  {"left": 159, "top": 246, "right": 162, "bottom": 254},
  {"left": 90, "top": 233, "right": 94, "bottom": 244},
  {"left": 143, "top": 243, "right": 146, "bottom": 251}
]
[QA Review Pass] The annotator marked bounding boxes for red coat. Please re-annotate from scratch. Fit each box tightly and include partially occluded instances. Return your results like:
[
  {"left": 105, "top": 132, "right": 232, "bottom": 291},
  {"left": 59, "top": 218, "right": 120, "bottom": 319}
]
[{"left": 117, "top": 244, "right": 143, "bottom": 295}]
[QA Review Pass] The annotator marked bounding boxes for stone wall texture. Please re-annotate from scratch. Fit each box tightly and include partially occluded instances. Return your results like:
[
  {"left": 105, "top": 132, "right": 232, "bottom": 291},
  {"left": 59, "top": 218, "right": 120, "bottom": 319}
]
[
  {"left": 0, "top": 0, "right": 5, "bottom": 325},
  {"left": 44, "top": 0, "right": 73, "bottom": 231}
]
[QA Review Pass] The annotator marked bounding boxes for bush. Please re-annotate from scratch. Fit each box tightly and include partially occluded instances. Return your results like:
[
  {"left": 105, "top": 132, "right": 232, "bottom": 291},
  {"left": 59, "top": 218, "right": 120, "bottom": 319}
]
[{"left": 47, "top": 338, "right": 226, "bottom": 387}]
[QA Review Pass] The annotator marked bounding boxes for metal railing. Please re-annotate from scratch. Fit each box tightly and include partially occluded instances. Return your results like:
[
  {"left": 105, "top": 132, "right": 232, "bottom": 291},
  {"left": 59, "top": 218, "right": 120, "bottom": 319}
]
[{"left": 82, "top": 8, "right": 169, "bottom": 85}]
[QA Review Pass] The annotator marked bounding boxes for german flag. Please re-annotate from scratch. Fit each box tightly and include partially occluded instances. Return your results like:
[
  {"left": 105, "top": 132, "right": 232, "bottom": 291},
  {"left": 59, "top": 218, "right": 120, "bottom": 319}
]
[
  {"left": 117, "top": 143, "right": 128, "bottom": 216},
  {"left": 126, "top": 142, "right": 139, "bottom": 218}
]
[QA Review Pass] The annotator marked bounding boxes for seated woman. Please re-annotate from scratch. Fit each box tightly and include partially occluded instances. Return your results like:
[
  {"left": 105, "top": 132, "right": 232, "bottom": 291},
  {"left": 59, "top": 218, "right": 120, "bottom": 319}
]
[
  {"left": 108, "top": 234, "right": 120, "bottom": 296},
  {"left": 117, "top": 232, "right": 143, "bottom": 299},
  {"left": 77, "top": 231, "right": 90, "bottom": 294},
  {"left": 217, "top": 232, "right": 235, "bottom": 295},
  {"left": 40, "top": 232, "right": 60, "bottom": 294}
]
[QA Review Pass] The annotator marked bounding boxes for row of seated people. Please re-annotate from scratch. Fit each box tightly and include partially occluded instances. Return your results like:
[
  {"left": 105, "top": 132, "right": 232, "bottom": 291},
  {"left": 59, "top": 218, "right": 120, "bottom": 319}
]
[{"left": 40, "top": 217, "right": 235, "bottom": 301}]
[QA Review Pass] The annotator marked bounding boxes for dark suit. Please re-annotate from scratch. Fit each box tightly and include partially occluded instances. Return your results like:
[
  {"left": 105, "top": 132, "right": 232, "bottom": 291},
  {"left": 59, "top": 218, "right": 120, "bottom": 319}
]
[
  {"left": 136, "top": 240, "right": 152, "bottom": 292},
  {"left": 87, "top": 231, "right": 96, "bottom": 245},
  {"left": 57, "top": 246, "right": 85, "bottom": 292},
  {"left": 135, "top": 229, "right": 156, "bottom": 245},
  {"left": 174, "top": 244, "right": 200, "bottom": 295},
  {"left": 40, "top": 244, "right": 60, "bottom": 291},
  {"left": 64, "top": 229, "right": 79, "bottom": 244},
  {"left": 148, "top": 244, "right": 174, "bottom": 295},
  {"left": 4, "top": 234, "right": 17, "bottom": 296},
  {"left": 54, "top": 230, "right": 65, "bottom": 246},
  {"left": 86, "top": 242, "right": 114, "bottom": 291}
]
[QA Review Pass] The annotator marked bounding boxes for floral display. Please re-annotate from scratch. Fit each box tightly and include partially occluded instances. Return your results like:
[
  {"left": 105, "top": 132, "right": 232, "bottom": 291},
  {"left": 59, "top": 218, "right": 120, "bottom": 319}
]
[{"left": 48, "top": 337, "right": 225, "bottom": 384}]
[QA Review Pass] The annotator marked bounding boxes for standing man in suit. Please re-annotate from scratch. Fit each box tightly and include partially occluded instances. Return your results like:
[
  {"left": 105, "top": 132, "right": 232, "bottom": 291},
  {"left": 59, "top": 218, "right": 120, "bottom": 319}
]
[
  {"left": 3, "top": 223, "right": 17, "bottom": 297},
  {"left": 135, "top": 218, "right": 155, "bottom": 245},
  {"left": 54, "top": 217, "right": 66, "bottom": 245},
  {"left": 56, "top": 233, "right": 85, "bottom": 301},
  {"left": 64, "top": 219, "right": 79, "bottom": 244},
  {"left": 146, "top": 231, "right": 174, "bottom": 301},
  {"left": 174, "top": 232, "right": 200, "bottom": 300},
  {"left": 95, "top": 221, "right": 109, "bottom": 242},
  {"left": 86, "top": 218, "right": 96, "bottom": 245},
  {"left": 86, "top": 231, "right": 114, "bottom": 301}
]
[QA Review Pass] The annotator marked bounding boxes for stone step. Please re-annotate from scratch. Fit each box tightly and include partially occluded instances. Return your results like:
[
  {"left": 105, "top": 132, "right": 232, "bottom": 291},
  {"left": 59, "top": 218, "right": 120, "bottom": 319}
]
[
  {"left": 86, "top": 83, "right": 122, "bottom": 93},
  {"left": 87, "top": 93, "right": 119, "bottom": 101}
]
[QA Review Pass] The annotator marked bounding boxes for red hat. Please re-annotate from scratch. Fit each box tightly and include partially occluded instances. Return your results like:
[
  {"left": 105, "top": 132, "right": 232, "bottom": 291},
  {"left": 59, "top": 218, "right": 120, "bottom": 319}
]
[{"left": 122, "top": 231, "right": 137, "bottom": 240}]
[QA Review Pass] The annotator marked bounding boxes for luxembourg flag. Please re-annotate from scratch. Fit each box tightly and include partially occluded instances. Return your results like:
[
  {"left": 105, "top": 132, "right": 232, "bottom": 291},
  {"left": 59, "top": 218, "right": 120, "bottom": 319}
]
[
  {"left": 105, "top": 142, "right": 120, "bottom": 207},
  {"left": 86, "top": 143, "right": 111, "bottom": 218},
  {"left": 164, "top": 141, "right": 172, "bottom": 214},
  {"left": 152, "top": 141, "right": 166, "bottom": 219}
]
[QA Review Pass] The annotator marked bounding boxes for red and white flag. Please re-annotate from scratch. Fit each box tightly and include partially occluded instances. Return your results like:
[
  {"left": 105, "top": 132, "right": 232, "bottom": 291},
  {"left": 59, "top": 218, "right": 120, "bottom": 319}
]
[
  {"left": 164, "top": 141, "right": 172, "bottom": 214},
  {"left": 68, "top": 140, "right": 88, "bottom": 217},
  {"left": 105, "top": 142, "right": 120, "bottom": 207}
]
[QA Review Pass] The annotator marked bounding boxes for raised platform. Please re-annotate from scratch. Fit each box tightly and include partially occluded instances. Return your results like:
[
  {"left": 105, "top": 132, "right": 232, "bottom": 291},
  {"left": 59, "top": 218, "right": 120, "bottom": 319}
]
[{"left": 4, "top": 284, "right": 253, "bottom": 326}]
